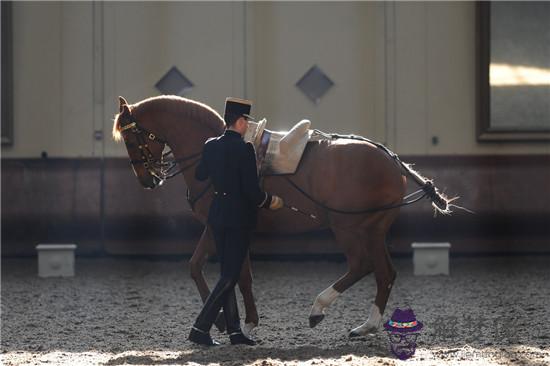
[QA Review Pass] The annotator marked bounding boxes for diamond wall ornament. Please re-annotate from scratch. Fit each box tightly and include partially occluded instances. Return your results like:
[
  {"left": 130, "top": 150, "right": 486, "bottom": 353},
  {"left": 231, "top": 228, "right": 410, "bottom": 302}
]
[
  {"left": 155, "top": 66, "right": 194, "bottom": 96},
  {"left": 295, "top": 65, "right": 334, "bottom": 104}
]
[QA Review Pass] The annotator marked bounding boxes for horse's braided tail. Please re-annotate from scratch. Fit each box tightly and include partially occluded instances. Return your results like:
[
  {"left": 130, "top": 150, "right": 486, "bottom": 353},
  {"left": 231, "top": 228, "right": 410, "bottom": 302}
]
[{"left": 398, "top": 160, "right": 453, "bottom": 215}]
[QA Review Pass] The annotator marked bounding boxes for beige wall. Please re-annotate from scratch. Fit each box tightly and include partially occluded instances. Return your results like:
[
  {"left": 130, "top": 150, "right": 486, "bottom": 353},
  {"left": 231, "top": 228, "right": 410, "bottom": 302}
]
[
  {"left": 246, "top": 2, "right": 380, "bottom": 139},
  {"left": 3, "top": 1, "right": 549, "bottom": 158},
  {"left": 4, "top": 2, "right": 95, "bottom": 158},
  {"left": 3, "top": 1, "right": 246, "bottom": 158},
  {"left": 101, "top": 1, "right": 245, "bottom": 157}
]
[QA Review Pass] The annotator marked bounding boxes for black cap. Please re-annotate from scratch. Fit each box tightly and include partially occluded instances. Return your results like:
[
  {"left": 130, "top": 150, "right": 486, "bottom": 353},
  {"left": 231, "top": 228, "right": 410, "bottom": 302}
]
[{"left": 224, "top": 97, "right": 254, "bottom": 125}]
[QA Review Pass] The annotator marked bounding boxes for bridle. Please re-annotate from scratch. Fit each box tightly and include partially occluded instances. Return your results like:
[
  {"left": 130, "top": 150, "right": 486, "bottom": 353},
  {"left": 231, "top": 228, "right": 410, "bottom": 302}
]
[
  {"left": 118, "top": 119, "right": 202, "bottom": 183},
  {"left": 118, "top": 115, "right": 214, "bottom": 210}
]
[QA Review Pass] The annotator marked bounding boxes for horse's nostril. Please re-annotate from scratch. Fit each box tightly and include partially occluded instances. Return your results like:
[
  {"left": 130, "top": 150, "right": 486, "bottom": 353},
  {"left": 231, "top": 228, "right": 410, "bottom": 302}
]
[{"left": 139, "top": 175, "right": 156, "bottom": 189}]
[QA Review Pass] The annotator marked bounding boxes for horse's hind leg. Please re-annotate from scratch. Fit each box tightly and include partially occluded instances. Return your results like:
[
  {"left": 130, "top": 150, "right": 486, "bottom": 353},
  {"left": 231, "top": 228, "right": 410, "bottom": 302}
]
[
  {"left": 309, "top": 229, "right": 373, "bottom": 328},
  {"left": 349, "top": 226, "right": 397, "bottom": 337},
  {"left": 238, "top": 253, "right": 259, "bottom": 337}
]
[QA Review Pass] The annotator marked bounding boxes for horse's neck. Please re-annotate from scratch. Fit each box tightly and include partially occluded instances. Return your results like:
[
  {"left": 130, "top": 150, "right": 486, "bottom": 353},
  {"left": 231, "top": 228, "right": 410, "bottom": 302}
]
[
  {"left": 163, "top": 114, "right": 219, "bottom": 204},
  {"left": 165, "top": 120, "right": 214, "bottom": 160}
]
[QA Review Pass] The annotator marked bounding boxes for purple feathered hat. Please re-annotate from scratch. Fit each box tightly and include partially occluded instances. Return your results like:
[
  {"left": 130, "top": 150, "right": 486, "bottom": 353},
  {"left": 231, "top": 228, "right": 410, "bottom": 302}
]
[{"left": 383, "top": 308, "right": 423, "bottom": 333}]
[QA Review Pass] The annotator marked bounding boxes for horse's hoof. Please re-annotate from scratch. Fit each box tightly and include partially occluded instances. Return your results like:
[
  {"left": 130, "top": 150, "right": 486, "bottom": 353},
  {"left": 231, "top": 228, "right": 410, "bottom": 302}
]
[
  {"left": 242, "top": 322, "right": 256, "bottom": 338},
  {"left": 349, "top": 327, "right": 377, "bottom": 338},
  {"left": 348, "top": 330, "right": 364, "bottom": 338},
  {"left": 214, "top": 311, "right": 226, "bottom": 333},
  {"left": 309, "top": 314, "right": 325, "bottom": 328}
]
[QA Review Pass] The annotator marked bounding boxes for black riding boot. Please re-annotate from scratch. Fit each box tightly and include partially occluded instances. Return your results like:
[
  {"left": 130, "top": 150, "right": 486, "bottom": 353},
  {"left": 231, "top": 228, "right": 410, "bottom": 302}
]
[
  {"left": 223, "top": 289, "right": 241, "bottom": 334},
  {"left": 190, "top": 276, "right": 234, "bottom": 336},
  {"left": 224, "top": 289, "right": 256, "bottom": 346},
  {"left": 191, "top": 227, "right": 253, "bottom": 345},
  {"left": 188, "top": 327, "right": 220, "bottom": 346}
]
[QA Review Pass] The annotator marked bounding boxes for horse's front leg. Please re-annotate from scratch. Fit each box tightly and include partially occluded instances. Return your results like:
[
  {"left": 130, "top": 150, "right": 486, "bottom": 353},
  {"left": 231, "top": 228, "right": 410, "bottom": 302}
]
[
  {"left": 189, "top": 226, "right": 226, "bottom": 332},
  {"left": 238, "top": 252, "right": 259, "bottom": 337},
  {"left": 189, "top": 227, "right": 213, "bottom": 302}
]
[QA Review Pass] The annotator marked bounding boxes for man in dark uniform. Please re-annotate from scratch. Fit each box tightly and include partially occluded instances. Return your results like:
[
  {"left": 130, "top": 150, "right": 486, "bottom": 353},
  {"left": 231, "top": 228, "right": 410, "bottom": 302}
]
[{"left": 188, "top": 97, "right": 284, "bottom": 346}]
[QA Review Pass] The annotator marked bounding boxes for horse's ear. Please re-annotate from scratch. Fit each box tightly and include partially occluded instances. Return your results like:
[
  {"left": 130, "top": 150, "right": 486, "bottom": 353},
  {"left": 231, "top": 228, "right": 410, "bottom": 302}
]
[
  {"left": 121, "top": 105, "right": 131, "bottom": 116},
  {"left": 118, "top": 96, "right": 129, "bottom": 113}
]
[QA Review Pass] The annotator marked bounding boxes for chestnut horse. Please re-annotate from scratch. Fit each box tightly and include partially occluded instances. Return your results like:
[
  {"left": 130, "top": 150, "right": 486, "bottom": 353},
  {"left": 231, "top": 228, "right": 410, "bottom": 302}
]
[{"left": 113, "top": 95, "right": 452, "bottom": 337}]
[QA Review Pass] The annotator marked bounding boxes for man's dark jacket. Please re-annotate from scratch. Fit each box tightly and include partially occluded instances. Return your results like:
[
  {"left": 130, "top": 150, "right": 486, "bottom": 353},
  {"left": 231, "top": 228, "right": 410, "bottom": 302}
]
[{"left": 195, "top": 129, "right": 271, "bottom": 228}]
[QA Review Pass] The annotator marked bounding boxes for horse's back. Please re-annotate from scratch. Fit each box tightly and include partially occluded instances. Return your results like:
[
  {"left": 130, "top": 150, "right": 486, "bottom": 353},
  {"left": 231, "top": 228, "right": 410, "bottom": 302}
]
[
  {"left": 258, "top": 138, "right": 406, "bottom": 233},
  {"left": 298, "top": 138, "right": 406, "bottom": 211}
]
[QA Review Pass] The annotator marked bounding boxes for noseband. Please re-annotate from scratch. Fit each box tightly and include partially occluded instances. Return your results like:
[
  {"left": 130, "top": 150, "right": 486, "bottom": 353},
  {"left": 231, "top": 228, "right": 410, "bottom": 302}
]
[{"left": 118, "top": 120, "right": 202, "bottom": 182}]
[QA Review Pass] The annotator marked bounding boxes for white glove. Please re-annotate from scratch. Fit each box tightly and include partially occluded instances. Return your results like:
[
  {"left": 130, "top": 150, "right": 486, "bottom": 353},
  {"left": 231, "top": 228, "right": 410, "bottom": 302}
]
[{"left": 269, "top": 195, "right": 284, "bottom": 210}]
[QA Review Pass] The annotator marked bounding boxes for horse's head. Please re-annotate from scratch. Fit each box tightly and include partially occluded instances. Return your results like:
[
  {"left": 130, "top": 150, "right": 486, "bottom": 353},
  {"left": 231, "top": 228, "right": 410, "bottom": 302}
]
[{"left": 113, "top": 96, "right": 166, "bottom": 189}]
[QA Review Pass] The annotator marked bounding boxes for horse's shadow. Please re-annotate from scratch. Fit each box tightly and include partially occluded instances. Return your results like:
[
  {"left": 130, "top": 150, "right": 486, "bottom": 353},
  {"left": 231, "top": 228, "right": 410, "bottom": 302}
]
[{"left": 103, "top": 340, "right": 390, "bottom": 366}]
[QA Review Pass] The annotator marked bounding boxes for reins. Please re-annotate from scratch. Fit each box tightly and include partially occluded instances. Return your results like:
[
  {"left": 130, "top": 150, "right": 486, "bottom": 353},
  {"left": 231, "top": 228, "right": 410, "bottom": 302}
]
[
  {"left": 187, "top": 182, "right": 213, "bottom": 211},
  {"left": 283, "top": 176, "right": 432, "bottom": 218},
  {"left": 159, "top": 151, "right": 202, "bottom": 180}
]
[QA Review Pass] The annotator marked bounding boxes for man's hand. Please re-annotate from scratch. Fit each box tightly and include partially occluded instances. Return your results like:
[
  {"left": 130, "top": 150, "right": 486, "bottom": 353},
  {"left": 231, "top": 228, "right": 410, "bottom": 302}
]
[{"left": 269, "top": 195, "right": 284, "bottom": 210}]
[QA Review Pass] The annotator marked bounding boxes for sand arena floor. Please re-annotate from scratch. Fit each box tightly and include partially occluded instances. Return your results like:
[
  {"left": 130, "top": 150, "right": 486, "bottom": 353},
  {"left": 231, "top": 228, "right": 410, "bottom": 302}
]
[{"left": 1, "top": 256, "right": 549, "bottom": 366}]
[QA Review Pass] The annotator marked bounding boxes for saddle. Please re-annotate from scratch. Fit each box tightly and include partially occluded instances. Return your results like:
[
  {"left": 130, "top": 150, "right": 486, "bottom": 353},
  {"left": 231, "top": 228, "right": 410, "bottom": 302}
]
[{"left": 245, "top": 119, "right": 318, "bottom": 176}]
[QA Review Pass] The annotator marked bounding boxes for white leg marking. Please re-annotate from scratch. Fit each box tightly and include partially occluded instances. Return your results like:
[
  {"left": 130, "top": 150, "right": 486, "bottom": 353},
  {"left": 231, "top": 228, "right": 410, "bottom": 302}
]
[
  {"left": 242, "top": 322, "right": 256, "bottom": 338},
  {"left": 310, "top": 286, "right": 340, "bottom": 317},
  {"left": 350, "top": 304, "right": 382, "bottom": 335}
]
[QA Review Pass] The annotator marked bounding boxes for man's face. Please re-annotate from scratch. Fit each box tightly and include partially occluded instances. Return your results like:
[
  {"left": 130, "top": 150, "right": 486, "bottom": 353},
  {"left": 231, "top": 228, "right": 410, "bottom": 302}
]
[
  {"left": 388, "top": 331, "right": 419, "bottom": 360},
  {"left": 235, "top": 117, "right": 249, "bottom": 134}
]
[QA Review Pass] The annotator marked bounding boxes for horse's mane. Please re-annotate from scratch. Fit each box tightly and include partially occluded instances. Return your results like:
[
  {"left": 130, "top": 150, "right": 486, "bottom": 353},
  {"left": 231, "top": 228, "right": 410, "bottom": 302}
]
[{"left": 112, "top": 95, "right": 225, "bottom": 141}]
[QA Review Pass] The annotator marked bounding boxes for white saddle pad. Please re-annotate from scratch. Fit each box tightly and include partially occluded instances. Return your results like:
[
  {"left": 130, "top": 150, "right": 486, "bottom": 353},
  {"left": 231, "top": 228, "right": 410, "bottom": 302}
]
[{"left": 245, "top": 119, "right": 312, "bottom": 175}]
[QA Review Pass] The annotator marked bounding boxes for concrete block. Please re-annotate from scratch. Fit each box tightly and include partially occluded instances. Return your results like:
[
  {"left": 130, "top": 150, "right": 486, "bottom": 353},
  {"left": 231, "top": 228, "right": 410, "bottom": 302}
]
[
  {"left": 411, "top": 242, "right": 451, "bottom": 276},
  {"left": 36, "top": 244, "right": 77, "bottom": 277}
]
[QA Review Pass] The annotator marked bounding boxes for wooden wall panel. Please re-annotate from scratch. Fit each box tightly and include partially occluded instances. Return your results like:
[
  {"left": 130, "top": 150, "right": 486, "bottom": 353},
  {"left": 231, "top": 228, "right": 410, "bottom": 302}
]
[{"left": 2, "top": 155, "right": 549, "bottom": 256}]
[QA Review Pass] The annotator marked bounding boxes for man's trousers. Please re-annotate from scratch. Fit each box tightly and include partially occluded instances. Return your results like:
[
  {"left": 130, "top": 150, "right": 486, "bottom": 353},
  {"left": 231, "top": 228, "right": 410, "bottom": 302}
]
[{"left": 192, "top": 227, "right": 250, "bottom": 334}]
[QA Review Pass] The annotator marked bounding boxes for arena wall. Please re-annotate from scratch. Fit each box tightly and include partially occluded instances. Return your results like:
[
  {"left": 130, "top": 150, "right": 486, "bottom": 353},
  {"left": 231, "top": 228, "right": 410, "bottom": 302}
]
[
  {"left": 2, "top": 2, "right": 549, "bottom": 256},
  {"left": 3, "top": 155, "right": 549, "bottom": 256}
]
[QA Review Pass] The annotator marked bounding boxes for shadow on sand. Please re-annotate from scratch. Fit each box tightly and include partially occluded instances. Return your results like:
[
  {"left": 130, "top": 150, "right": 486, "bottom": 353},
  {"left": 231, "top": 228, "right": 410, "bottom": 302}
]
[{"left": 103, "top": 341, "right": 389, "bottom": 366}]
